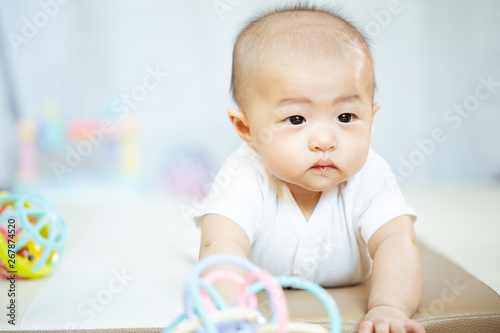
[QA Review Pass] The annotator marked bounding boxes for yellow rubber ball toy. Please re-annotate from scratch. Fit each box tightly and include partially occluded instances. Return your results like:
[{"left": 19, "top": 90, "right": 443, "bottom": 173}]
[{"left": 0, "top": 191, "right": 67, "bottom": 279}]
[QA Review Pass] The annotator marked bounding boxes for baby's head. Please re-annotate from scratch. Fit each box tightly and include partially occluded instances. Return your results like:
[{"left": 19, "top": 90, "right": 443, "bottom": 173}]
[{"left": 228, "top": 4, "right": 381, "bottom": 194}]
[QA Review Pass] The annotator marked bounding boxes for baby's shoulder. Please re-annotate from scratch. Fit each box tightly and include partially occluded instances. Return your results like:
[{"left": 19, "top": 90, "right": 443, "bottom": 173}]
[
  {"left": 216, "top": 143, "right": 275, "bottom": 196},
  {"left": 221, "top": 143, "right": 268, "bottom": 180}
]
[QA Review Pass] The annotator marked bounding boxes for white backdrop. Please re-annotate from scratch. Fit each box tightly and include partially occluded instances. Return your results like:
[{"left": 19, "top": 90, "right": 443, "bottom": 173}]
[{"left": 0, "top": 0, "right": 499, "bottom": 192}]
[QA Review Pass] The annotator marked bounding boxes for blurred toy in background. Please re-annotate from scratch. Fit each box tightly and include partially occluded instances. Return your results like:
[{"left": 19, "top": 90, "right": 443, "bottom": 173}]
[
  {"left": 14, "top": 101, "right": 143, "bottom": 188},
  {"left": 40, "top": 103, "right": 65, "bottom": 152},
  {"left": 164, "top": 144, "right": 215, "bottom": 199},
  {"left": 163, "top": 254, "right": 342, "bottom": 333},
  {"left": 0, "top": 191, "right": 67, "bottom": 279},
  {"left": 17, "top": 118, "right": 38, "bottom": 183},
  {"left": 118, "top": 118, "right": 141, "bottom": 180}
]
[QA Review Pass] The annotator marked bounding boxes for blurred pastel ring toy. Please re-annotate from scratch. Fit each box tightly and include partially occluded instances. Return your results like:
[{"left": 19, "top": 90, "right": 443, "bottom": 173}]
[{"left": 164, "top": 254, "right": 342, "bottom": 333}]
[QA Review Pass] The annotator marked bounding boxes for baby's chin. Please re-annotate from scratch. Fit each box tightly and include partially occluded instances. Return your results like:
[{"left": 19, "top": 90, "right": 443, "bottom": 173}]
[
  {"left": 303, "top": 181, "right": 344, "bottom": 192},
  {"left": 283, "top": 178, "right": 345, "bottom": 194}
]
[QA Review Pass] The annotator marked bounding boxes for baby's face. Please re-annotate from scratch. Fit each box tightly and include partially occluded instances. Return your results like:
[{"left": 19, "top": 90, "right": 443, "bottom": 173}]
[{"left": 244, "top": 54, "right": 379, "bottom": 195}]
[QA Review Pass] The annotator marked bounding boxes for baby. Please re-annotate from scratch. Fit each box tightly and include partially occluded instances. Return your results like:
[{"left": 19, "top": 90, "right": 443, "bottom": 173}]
[{"left": 195, "top": 4, "right": 425, "bottom": 333}]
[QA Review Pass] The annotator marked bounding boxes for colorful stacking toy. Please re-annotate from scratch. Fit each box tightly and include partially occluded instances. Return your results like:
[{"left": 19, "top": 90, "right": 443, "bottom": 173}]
[{"left": 164, "top": 254, "right": 342, "bottom": 333}]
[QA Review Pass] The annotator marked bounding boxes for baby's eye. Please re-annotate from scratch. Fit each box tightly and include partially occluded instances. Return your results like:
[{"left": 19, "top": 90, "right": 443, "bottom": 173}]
[
  {"left": 286, "top": 115, "right": 306, "bottom": 125},
  {"left": 337, "top": 113, "right": 354, "bottom": 123}
]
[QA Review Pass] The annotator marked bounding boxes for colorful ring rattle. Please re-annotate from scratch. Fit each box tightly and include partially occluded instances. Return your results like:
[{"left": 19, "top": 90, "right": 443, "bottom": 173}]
[
  {"left": 163, "top": 254, "right": 342, "bottom": 333},
  {"left": 0, "top": 191, "right": 67, "bottom": 279}
]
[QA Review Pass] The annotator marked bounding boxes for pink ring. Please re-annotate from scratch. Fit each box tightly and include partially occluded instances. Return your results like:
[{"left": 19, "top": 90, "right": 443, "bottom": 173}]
[
  {"left": 201, "top": 269, "right": 258, "bottom": 313},
  {"left": 238, "top": 269, "right": 289, "bottom": 333}
]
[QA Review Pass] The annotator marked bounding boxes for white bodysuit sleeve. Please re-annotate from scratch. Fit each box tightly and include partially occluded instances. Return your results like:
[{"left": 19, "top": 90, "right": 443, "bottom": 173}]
[
  {"left": 354, "top": 149, "right": 417, "bottom": 244},
  {"left": 192, "top": 144, "right": 266, "bottom": 243}
]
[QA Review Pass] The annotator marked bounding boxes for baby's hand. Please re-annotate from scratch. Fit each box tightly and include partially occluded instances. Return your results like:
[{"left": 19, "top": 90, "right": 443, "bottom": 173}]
[{"left": 358, "top": 305, "right": 426, "bottom": 333}]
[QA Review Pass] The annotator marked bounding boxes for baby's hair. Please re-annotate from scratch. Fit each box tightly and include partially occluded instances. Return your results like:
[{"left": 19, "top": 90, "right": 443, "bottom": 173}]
[{"left": 230, "top": 2, "right": 375, "bottom": 110}]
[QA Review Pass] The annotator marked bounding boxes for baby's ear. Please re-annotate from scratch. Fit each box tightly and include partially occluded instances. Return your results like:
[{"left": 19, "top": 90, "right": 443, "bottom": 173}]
[
  {"left": 227, "top": 108, "right": 254, "bottom": 147},
  {"left": 372, "top": 102, "right": 381, "bottom": 116}
]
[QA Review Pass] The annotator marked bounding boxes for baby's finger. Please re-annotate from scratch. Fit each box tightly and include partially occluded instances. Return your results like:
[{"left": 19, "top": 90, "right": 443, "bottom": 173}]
[
  {"left": 389, "top": 323, "right": 405, "bottom": 333},
  {"left": 374, "top": 320, "right": 390, "bottom": 333},
  {"left": 357, "top": 320, "right": 374, "bottom": 333}
]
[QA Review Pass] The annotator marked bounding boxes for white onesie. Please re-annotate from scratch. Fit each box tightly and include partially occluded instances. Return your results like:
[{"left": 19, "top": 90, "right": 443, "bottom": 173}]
[{"left": 193, "top": 143, "right": 416, "bottom": 287}]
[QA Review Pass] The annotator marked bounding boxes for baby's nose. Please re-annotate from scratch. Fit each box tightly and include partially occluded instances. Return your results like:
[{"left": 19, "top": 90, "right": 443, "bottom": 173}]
[{"left": 309, "top": 126, "right": 337, "bottom": 151}]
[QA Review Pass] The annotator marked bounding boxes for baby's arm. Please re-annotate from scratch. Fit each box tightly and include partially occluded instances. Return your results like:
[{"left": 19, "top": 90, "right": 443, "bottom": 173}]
[
  {"left": 199, "top": 213, "right": 250, "bottom": 259},
  {"left": 199, "top": 213, "right": 250, "bottom": 303},
  {"left": 358, "top": 215, "right": 426, "bottom": 333}
]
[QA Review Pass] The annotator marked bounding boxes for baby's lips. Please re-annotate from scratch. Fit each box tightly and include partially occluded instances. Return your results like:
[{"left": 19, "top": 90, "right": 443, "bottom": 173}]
[{"left": 312, "top": 158, "right": 336, "bottom": 168}]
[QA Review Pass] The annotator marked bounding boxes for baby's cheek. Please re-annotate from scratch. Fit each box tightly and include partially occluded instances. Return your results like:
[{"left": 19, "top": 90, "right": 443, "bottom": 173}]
[
  {"left": 262, "top": 148, "right": 298, "bottom": 181},
  {"left": 268, "top": 150, "right": 293, "bottom": 175},
  {"left": 338, "top": 134, "right": 366, "bottom": 161},
  {"left": 348, "top": 145, "right": 370, "bottom": 173}
]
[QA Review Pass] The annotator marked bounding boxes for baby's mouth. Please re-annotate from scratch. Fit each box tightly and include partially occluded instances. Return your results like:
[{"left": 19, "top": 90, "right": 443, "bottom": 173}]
[{"left": 311, "top": 159, "right": 336, "bottom": 171}]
